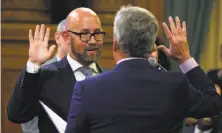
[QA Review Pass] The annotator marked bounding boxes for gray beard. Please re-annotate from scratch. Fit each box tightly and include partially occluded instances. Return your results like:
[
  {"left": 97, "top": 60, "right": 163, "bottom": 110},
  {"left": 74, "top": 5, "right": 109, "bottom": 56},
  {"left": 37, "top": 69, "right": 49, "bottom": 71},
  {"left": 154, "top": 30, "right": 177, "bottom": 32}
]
[{"left": 70, "top": 40, "right": 101, "bottom": 65}]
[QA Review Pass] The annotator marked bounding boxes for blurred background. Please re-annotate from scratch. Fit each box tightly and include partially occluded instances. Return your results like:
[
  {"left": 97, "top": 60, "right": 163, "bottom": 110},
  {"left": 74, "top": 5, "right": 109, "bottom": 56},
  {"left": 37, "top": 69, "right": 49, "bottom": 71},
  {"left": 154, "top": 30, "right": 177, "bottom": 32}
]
[{"left": 1, "top": 0, "right": 222, "bottom": 132}]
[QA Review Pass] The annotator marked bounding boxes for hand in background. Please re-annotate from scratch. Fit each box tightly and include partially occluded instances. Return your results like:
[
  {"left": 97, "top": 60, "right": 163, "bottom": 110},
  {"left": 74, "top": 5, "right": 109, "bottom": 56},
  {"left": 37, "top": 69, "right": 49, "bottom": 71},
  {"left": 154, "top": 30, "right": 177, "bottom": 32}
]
[{"left": 158, "top": 16, "right": 191, "bottom": 64}]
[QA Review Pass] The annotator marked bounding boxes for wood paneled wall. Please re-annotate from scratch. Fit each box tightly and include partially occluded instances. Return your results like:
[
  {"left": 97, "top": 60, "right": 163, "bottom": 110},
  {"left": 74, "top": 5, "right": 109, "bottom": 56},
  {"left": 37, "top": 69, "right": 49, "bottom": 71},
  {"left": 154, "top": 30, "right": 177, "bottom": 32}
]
[
  {"left": 1, "top": 0, "right": 164, "bottom": 132},
  {"left": 2, "top": 0, "right": 51, "bottom": 23}
]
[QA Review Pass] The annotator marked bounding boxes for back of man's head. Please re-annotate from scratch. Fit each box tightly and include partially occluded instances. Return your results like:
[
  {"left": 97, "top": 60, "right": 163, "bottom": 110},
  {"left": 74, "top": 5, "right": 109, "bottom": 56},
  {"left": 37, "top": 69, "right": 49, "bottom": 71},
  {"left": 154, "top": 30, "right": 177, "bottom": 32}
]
[
  {"left": 54, "top": 19, "right": 69, "bottom": 59},
  {"left": 57, "top": 19, "right": 66, "bottom": 32},
  {"left": 113, "top": 6, "right": 159, "bottom": 57}
]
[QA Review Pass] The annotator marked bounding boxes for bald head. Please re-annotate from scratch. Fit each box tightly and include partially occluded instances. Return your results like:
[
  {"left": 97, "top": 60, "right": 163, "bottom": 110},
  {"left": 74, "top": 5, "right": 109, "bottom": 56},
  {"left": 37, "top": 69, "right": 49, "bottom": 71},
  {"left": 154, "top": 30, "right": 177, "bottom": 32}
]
[
  {"left": 62, "top": 7, "right": 104, "bottom": 65},
  {"left": 65, "top": 7, "right": 101, "bottom": 31}
]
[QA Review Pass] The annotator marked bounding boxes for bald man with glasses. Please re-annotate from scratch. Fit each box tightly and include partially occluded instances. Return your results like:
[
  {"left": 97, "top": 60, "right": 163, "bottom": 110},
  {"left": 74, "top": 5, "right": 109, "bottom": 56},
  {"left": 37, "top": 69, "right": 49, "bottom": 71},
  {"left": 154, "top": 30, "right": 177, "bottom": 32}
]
[{"left": 7, "top": 8, "right": 105, "bottom": 133}]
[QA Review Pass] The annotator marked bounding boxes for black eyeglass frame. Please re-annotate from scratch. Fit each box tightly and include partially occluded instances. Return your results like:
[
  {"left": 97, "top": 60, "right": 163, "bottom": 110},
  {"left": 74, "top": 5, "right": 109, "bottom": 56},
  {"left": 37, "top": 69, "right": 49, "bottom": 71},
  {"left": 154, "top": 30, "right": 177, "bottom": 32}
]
[{"left": 67, "top": 30, "right": 105, "bottom": 42}]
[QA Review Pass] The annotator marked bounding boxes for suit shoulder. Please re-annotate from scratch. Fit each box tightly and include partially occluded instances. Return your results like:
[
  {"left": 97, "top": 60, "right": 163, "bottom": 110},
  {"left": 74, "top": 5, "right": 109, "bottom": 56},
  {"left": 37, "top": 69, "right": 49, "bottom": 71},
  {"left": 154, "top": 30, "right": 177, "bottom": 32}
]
[
  {"left": 41, "top": 61, "right": 58, "bottom": 72},
  {"left": 39, "top": 62, "right": 59, "bottom": 79},
  {"left": 161, "top": 70, "right": 186, "bottom": 81},
  {"left": 158, "top": 71, "right": 188, "bottom": 91}
]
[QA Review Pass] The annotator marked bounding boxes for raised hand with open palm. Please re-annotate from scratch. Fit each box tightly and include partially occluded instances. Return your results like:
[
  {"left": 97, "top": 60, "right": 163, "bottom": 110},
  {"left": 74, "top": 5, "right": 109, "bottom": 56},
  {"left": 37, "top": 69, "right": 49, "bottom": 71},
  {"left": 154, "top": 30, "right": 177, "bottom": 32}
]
[
  {"left": 28, "top": 24, "right": 56, "bottom": 66},
  {"left": 157, "top": 16, "right": 191, "bottom": 63}
]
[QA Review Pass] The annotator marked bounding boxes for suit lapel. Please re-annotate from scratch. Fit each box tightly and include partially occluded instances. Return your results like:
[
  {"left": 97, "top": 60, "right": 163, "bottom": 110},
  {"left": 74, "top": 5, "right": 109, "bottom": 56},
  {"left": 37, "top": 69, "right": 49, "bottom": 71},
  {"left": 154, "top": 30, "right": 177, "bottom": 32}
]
[
  {"left": 96, "top": 62, "right": 106, "bottom": 73},
  {"left": 46, "top": 57, "right": 76, "bottom": 120},
  {"left": 57, "top": 57, "right": 76, "bottom": 84}
]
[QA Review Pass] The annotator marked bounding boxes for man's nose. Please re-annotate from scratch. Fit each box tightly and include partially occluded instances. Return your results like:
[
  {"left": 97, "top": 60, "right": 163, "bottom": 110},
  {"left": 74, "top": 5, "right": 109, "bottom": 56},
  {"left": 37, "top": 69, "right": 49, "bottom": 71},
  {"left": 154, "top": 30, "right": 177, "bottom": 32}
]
[{"left": 88, "top": 35, "right": 97, "bottom": 44}]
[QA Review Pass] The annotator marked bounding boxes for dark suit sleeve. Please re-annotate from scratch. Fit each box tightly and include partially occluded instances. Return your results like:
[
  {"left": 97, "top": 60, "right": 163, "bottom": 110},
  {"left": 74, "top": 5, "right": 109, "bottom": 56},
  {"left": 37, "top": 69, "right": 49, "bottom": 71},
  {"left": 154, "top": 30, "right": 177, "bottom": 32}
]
[
  {"left": 207, "top": 69, "right": 219, "bottom": 84},
  {"left": 179, "top": 67, "right": 222, "bottom": 118},
  {"left": 65, "top": 81, "right": 88, "bottom": 133},
  {"left": 7, "top": 69, "right": 42, "bottom": 123}
]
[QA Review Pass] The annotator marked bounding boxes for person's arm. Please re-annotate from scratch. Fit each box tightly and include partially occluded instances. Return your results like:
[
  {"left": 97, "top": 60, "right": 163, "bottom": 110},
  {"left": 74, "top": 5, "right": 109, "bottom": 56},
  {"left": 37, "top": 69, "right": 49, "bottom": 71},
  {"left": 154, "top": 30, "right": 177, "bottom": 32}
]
[
  {"left": 7, "top": 24, "right": 56, "bottom": 123},
  {"left": 65, "top": 81, "right": 88, "bottom": 133},
  {"left": 158, "top": 16, "right": 221, "bottom": 118},
  {"left": 178, "top": 58, "right": 221, "bottom": 117},
  {"left": 182, "top": 66, "right": 221, "bottom": 118},
  {"left": 7, "top": 66, "right": 42, "bottom": 123}
]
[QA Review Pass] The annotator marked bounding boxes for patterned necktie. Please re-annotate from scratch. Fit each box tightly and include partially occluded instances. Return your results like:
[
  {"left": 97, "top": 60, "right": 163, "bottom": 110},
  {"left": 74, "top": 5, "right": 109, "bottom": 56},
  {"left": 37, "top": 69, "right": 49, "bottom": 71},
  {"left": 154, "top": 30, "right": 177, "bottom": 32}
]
[{"left": 77, "top": 67, "right": 96, "bottom": 78}]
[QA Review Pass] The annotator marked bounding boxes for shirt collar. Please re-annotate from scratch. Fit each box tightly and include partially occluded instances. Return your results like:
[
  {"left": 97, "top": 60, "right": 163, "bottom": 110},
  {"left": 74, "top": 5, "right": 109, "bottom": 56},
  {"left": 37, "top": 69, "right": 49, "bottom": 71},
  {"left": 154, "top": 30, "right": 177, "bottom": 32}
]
[
  {"left": 67, "top": 53, "right": 98, "bottom": 73},
  {"left": 56, "top": 54, "right": 61, "bottom": 61},
  {"left": 117, "top": 57, "right": 145, "bottom": 64}
]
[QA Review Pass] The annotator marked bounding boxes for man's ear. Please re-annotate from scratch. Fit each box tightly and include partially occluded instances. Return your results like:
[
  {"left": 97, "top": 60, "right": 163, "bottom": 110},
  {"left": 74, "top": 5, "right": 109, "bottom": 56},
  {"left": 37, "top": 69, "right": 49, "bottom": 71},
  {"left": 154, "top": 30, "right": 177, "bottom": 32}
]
[
  {"left": 54, "top": 32, "right": 60, "bottom": 45},
  {"left": 113, "top": 39, "right": 119, "bottom": 52},
  {"left": 62, "top": 31, "right": 71, "bottom": 44}
]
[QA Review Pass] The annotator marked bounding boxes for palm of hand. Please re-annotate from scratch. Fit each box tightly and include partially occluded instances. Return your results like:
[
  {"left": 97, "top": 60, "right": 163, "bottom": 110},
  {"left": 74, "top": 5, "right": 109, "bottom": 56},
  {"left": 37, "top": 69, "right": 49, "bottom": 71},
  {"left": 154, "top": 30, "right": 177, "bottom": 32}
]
[
  {"left": 157, "top": 16, "right": 191, "bottom": 63},
  {"left": 28, "top": 24, "right": 56, "bottom": 65}
]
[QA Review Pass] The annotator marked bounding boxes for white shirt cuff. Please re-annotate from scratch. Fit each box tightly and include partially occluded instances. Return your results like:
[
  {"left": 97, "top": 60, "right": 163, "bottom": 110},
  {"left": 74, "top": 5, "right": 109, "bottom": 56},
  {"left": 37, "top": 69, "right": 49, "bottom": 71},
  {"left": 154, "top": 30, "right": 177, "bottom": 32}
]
[
  {"left": 179, "top": 58, "right": 199, "bottom": 73},
  {"left": 26, "top": 61, "right": 41, "bottom": 73}
]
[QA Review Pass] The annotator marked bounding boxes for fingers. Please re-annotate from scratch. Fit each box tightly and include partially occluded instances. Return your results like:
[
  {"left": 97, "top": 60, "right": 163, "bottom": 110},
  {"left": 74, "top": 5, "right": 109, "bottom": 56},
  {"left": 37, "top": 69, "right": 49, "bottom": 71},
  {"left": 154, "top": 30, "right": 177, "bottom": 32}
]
[
  {"left": 162, "top": 22, "right": 172, "bottom": 40},
  {"left": 48, "top": 45, "right": 56, "bottom": 57},
  {"left": 34, "top": 25, "right": 40, "bottom": 41},
  {"left": 168, "top": 16, "right": 177, "bottom": 35},
  {"left": 39, "top": 24, "right": 45, "bottom": 41},
  {"left": 175, "top": 16, "right": 181, "bottom": 31},
  {"left": 164, "top": 16, "right": 187, "bottom": 39},
  {"left": 157, "top": 45, "right": 171, "bottom": 57},
  {"left": 29, "top": 29, "right": 33, "bottom": 45},
  {"left": 182, "top": 22, "right": 187, "bottom": 38},
  {"left": 43, "top": 28, "right": 50, "bottom": 47},
  {"left": 32, "top": 24, "right": 50, "bottom": 48}
]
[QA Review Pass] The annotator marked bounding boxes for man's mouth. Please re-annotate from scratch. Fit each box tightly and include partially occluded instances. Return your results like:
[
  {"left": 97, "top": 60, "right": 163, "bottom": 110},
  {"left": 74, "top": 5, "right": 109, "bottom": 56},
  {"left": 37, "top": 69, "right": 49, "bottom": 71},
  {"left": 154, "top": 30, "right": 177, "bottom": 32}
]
[
  {"left": 86, "top": 48, "right": 98, "bottom": 54},
  {"left": 86, "top": 48, "right": 98, "bottom": 51}
]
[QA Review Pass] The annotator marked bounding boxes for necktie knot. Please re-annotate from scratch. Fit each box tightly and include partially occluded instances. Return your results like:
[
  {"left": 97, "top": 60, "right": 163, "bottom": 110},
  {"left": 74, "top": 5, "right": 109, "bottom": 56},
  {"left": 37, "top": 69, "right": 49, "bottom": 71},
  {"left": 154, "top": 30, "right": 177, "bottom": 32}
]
[{"left": 77, "top": 67, "right": 96, "bottom": 77}]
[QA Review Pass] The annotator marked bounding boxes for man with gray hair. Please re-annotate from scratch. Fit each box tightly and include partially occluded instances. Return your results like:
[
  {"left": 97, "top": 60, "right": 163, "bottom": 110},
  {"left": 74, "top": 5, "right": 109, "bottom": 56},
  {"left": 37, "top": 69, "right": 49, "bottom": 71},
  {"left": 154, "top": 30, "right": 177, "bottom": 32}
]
[
  {"left": 44, "top": 19, "right": 69, "bottom": 64},
  {"left": 66, "top": 5, "right": 221, "bottom": 133},
  {"left": 20, "top": 19, "right": 68, "bottom": 133}
]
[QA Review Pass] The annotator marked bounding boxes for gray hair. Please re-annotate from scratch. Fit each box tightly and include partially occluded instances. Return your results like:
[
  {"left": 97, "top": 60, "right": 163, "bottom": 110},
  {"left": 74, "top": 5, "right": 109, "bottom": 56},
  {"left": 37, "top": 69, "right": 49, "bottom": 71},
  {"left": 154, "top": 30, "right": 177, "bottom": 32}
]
[
  {"left": 113, "top": 6, "right": 159, "bottom": 57},
  {"left": 57, "top": 19, "right": 66, "bottom": 32}
]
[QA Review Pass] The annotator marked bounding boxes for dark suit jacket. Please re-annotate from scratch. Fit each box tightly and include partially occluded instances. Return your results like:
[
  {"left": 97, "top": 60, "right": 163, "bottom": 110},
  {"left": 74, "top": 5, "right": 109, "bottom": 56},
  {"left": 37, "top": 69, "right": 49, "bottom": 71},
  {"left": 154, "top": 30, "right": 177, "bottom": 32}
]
[
  {"left": 7, "top": 57, "right": 104, "bottom": 133},
  {"left": 65, "top": 59, "right": 221, "bottom": 133},
  {"left": 207, "top": 69, "right": 222, "bottom": 133}
]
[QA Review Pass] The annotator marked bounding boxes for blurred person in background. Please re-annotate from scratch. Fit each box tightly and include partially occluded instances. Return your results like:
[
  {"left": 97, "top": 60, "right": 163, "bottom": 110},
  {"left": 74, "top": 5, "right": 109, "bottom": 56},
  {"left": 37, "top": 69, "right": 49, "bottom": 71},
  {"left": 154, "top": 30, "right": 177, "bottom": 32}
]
[
  {"left": 44, "top": 19, "right": 69, "bottom": 64},
  {"left": 151, "top": 36, "right": 171, "bottom": 70},
  {"left": 207, "top": 44, "right": 222, "bottom": 94}
]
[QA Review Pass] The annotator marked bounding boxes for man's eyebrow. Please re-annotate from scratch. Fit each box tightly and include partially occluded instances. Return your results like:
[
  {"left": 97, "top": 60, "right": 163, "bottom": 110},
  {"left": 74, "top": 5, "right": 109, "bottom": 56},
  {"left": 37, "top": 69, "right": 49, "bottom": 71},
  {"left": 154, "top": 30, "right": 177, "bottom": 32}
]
[
  {"left": 80, "top": 29, "right": 90, "bottom": 32},
  {"left": 79, "top": 28, "right": 103, "bottom": 32},
  {"left": 94, "top": 28, "right": 103, "bottom": 32}
]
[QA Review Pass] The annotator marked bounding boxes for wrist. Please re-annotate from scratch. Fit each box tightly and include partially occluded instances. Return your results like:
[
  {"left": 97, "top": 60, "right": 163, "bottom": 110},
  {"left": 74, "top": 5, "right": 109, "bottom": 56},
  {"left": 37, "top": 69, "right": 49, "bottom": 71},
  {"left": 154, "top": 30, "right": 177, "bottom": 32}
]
[
  {"left": 27, "top": 60, "right": 41, "bottom": 73},
  {"left": 179, "top": 55, "right": 192, "bottom": 64},
  {"left": 28, "top": 59, "right": 42, "bottom": 66}
]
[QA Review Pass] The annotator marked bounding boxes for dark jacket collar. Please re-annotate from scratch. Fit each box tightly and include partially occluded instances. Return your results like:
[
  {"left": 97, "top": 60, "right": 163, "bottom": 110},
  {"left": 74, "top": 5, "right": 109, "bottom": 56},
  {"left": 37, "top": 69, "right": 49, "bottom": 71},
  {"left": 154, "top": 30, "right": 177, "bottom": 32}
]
[{"left": 113, "top": 58, "right": 154, "bottom": 70}]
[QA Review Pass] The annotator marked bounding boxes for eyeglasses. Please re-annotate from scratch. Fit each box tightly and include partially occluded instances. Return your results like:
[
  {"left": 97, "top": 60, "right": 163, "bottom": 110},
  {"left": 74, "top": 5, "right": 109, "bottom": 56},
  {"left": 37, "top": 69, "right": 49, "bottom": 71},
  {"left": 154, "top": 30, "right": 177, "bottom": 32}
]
[{"left": 67, "top": 30, "right": 105, "bottom": 42}]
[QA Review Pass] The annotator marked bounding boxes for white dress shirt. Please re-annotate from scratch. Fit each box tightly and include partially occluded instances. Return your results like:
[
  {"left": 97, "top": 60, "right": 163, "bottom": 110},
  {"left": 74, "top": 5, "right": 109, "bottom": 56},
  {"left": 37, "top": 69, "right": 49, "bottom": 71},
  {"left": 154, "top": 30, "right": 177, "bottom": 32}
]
[
  {"left": 26, "top": 54, "right": 98, "bottom": 81},
  {"left": 56, "top": 54, "right": 61, "bottom": 61},
  {"left": 66, "top": 54, "right": 98, "bottom": 81},
  {"left": 194, "top": 125, "right": 213, "bottom": 133}
]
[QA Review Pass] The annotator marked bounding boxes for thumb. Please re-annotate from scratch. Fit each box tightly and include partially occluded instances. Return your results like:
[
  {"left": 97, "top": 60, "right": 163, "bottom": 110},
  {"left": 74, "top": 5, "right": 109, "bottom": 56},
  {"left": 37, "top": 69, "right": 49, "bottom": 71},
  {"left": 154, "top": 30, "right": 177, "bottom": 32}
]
[
  {"left": 157, "top": 45, "right": 171, "bottom": 57},
  {"left": 48, "top": 45, "right": 56, "bottom": 58}
]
